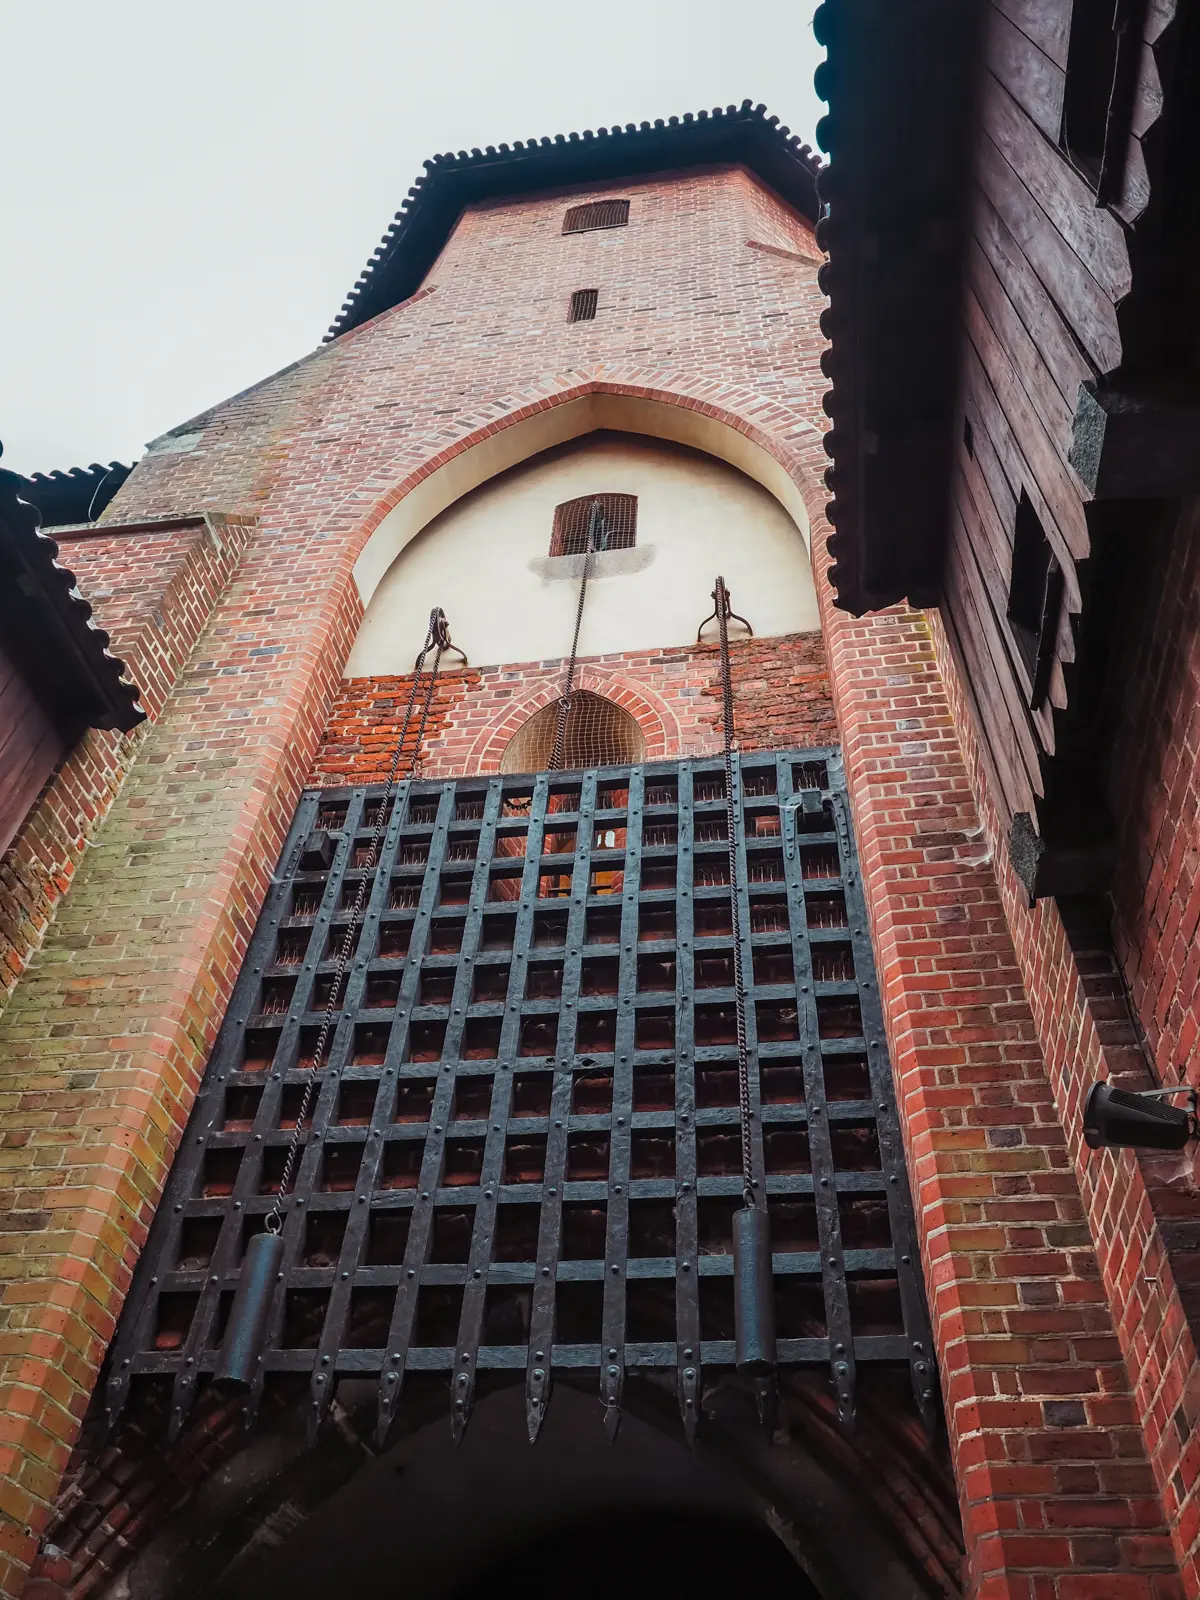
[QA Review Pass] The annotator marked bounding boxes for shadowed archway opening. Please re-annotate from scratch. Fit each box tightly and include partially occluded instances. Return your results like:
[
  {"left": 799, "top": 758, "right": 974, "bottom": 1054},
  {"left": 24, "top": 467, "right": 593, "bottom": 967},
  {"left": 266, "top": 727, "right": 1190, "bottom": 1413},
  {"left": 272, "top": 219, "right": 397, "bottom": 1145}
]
[{"left": 447, "top": 1509, "right": 820, "bottom": 1600}]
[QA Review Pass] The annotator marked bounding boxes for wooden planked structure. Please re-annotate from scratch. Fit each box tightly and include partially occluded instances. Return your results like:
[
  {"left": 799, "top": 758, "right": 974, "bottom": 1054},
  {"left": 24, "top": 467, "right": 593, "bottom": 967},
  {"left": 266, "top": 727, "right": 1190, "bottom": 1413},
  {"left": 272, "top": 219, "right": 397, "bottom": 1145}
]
[
  {"left": 819, "top": 0, "right": 1200, "bottom": 897},
  {"left": 942, "top": 0, "right": 1193, "bottom": 898},
  {"left": 0, "top": 641, "right": 66, "bottom": 859}
]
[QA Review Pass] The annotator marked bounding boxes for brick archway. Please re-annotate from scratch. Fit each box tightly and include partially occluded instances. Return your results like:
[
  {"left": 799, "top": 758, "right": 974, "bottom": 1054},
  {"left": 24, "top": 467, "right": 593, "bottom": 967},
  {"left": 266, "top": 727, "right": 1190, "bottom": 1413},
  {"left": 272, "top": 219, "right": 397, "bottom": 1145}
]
[
  {"left": 337, "top": 366, "right": 830, "bottom": 610},
  {"left": 465, "top": 666, "right": 684, "bottom": 774}
]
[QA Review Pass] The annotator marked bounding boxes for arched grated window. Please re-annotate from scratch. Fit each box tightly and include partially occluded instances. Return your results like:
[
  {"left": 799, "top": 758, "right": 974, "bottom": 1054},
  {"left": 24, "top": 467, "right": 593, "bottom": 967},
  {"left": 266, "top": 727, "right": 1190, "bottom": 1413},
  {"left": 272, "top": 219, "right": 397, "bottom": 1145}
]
[
  {"left": 549, "top": 493, "right": 637, "bottom": 557},
  {"left": 568, "top": 288, "right": 599, "bottom": 323},
  {"left": 500, "top": 692, "right": 646, "bottom": 773},
  {"left": 562, "top": 199, "right": 630, "bottom": 234}
]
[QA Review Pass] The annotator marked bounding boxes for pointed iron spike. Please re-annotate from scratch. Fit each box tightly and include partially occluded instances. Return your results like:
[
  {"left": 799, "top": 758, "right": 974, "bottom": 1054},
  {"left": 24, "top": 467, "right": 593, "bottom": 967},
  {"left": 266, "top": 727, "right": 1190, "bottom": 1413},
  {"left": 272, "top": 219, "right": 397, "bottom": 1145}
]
[
  {"left": 526, "top": 1360, "right": 550, "bottom": 1442},
  {"left": 307, "top": 1367, "right": 336, "bottom": 1445},
  {"left": 375, "top": 1382, "right": 400, "bottom": 1449},
  {"left": 754, "top": 1373, "right": 778, "bottom": 1434},
  {"left": 451, "top": 1372, "right": 474, "bottom": 1443},
  {"left": 308, "top": 1365, "right": 336, "bottom": 1444},
  {"left": 679, "top": 1362, "right": 700, "bottom": 1448},
  {"left": 916, "top": 1387, "right": 938, "bottom": 1437},
  {"left": 103, "top": 1373, "right": 131, "bottom": 1437},
  {"left": 242, "top": 1372, "right": 267, "bottom": 1431},
  {"left": 167, "top": 1367, "right": 198, "bottom": 1443},
  {"left": 526, "top": 1399, "right": 542, "bottom": 1443},
  {"left": 603, "top": 1401, "right": 622, "bottom": 1443}
]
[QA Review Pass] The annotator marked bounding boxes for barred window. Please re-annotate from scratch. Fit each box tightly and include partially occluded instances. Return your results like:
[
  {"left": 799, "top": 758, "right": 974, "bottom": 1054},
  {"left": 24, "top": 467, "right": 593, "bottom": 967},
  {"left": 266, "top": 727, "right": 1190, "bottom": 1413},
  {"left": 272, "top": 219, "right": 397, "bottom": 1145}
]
[
  {"left": 549, "top": 493, "right": 637, "bottom": 557},
  {"left": 568, "top": 288, "right": 599, "bottom": 323},
  {"left": 500, "top": 692, "right": 645, "bottom": 774},
  {"left": 562, "top": 198, "right": 630, "bottom": 234}
]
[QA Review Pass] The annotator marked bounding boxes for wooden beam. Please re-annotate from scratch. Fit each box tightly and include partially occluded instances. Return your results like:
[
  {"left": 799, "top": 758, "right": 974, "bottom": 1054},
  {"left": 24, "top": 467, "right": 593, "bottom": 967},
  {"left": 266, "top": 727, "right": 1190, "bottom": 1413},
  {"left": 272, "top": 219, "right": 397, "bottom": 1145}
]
[{"left": 1070, "top": 379, "right": 1200, "bottom": 497}]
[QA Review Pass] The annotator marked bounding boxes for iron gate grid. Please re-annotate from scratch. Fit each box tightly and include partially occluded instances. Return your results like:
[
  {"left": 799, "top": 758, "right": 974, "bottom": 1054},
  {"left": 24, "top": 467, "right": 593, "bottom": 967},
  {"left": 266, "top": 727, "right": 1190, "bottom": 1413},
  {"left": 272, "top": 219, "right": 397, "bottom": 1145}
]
[{"left": 105, "top": 747, "right": 936, "bottom": 1443}]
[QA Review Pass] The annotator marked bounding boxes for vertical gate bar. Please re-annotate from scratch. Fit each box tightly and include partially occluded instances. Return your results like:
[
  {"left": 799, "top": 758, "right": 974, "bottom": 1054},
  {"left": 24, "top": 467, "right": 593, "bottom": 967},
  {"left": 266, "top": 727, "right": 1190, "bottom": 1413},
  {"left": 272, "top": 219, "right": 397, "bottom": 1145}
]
[
  {"left": 306, "top": 782, "right": 414, "bottom": 1433},
  {"left": 104, "top": 789, "right": 325, "bottom": 1431},
  {"left": 826, "top": 753, "right": 937, "bottom": 1426},
  {"left": 526, "top": 772, "right": 599, "bottom": 1441},
  {"left": 371, "top": 780, "right": 469, "bottom": 1442},
  {"left": 452, "top": 773, "right": 552, "bottom": 1439},
  {"left": 731, "top": 750, "right": 767, "bottom": 1196},
  {"left": 673, "top": 761, "right": 701, "bottom": 1443},
  {"left": 247, "top": 788, "right": 376, "bottom": 1426},
  {"left": 599, "top": 764, "right": 645, "bottom": 1438},
  {"left": 777, "top": 752, "right": 856, "bottom": 1426}
]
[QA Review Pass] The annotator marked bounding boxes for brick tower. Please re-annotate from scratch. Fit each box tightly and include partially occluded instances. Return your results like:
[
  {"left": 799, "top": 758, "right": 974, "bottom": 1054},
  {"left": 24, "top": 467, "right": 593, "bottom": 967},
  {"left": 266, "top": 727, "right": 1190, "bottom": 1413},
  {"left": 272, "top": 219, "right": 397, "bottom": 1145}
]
[{"left": 0, "top": 83, "right": 1194, "bottom": 1600}]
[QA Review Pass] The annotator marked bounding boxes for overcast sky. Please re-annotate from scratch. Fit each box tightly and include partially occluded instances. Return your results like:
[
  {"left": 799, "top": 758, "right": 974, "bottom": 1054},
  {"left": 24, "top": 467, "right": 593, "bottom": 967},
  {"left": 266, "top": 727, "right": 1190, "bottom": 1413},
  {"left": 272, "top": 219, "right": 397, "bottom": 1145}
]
[{"left": 1, "top": 2, "right": 823, "bottom": 478}]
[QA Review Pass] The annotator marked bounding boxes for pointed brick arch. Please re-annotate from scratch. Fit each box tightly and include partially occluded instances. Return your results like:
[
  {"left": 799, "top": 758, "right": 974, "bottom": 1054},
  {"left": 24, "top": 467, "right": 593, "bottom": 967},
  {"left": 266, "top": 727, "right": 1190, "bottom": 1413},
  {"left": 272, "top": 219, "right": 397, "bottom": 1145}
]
[
  {"left": 467, "top": 666, "right": 682, "bottom": 774},
  {"left": 336, "top": 367, "right": 830, "bottom": 611}
]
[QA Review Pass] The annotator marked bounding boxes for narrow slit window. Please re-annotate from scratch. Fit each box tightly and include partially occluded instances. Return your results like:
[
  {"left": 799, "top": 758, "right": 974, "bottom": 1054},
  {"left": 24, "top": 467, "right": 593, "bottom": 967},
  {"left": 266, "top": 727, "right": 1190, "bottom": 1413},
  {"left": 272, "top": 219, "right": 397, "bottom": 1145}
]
[
  {"left": 549, "top": 494, "right": 637, "bottom": 557},
  {"left": 1006, "top": 490, "right": 1064, "bottom": 712},
  {"left": 568, "top": 288, "right": 599, "bottom": 323},
  {"left": 562, "top": 199, "right": 629, "bottom": 234}
]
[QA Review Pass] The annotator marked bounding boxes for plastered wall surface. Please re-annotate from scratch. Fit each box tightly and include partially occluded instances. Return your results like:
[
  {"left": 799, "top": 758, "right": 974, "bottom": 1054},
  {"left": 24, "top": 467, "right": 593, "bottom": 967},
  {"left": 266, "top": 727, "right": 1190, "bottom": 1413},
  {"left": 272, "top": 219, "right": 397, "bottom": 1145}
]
[{"left": 345, "top": 433, "right": 818, "bottom": 674}]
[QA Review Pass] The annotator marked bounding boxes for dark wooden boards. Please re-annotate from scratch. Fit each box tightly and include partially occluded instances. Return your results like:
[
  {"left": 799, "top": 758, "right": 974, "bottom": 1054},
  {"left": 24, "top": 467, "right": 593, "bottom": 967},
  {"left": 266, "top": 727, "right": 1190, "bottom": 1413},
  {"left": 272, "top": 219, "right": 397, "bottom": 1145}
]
[
  {"left": 0, "top": 639, "right": 66, "bottom": 858},
  {"left": 938, "top": 0, "right": 1182, "bottom": 893}
]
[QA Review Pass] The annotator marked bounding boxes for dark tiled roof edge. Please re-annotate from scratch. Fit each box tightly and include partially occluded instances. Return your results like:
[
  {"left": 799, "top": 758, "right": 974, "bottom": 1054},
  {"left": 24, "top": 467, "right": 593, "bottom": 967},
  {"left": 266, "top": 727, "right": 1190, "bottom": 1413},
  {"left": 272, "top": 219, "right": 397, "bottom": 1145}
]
[
  {"left": 18, "top": 461, "right": 132, "bottom": 528},
  {"left": 0, "top": 467, "right": 145, "bottom": 732},
  {"left": 328, "top": 100, "right": 822, "bottom": 341}
]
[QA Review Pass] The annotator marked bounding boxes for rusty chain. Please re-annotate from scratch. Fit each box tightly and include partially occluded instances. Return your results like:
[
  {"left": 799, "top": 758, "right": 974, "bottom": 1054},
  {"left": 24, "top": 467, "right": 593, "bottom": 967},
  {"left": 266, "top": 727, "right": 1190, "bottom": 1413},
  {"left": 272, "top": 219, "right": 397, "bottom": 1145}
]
[
  {"left": 265, "top": 607, "right": 451, "bottom": 1233},
  {"left": 713, "top": 576, "right": 757, "bottom": 1209},
  {"left": 548, "top": 500, "right": 605, "bottom": 771}
]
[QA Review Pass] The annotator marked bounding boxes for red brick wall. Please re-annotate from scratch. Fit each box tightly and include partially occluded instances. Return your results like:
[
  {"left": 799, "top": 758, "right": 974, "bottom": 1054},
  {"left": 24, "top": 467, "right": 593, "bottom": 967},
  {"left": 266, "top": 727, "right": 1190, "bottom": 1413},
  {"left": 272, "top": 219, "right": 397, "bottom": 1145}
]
[
  {"left": 310, "top": 666, "right": 484, "bottom": 785},
  {"left": 815, "top": 553, "right": 1185, "bottom": 1597},
  {"left": 99, "top": 167, "right": 827, "bottom": 528},
  {"left": 309, "top": 632, "right": 836, "bottom": 784},
  {"left": 0, "top": 515, "right": 251, "bottom": 1007},
  {"left": 920, "top": 493, "right": 1200, "bottom": 1591},
  {"left": 58, "top": 516, "right": 251, "bottom": 720},
  {"left": 1107, "top": 495, "right": 1200, "bottom": 1105}
]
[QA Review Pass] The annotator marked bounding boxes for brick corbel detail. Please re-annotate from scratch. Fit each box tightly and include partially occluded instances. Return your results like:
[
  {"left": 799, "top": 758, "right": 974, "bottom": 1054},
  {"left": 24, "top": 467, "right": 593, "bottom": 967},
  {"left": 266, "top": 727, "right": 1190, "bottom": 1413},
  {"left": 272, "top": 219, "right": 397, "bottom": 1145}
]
[{"left": 814, "top": 546, "right": 1184, "bottom": 1597}]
